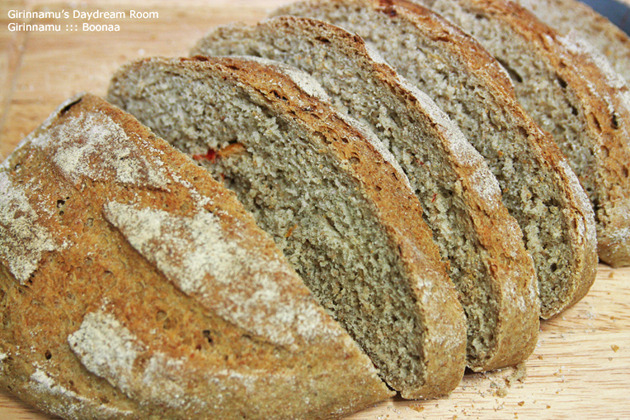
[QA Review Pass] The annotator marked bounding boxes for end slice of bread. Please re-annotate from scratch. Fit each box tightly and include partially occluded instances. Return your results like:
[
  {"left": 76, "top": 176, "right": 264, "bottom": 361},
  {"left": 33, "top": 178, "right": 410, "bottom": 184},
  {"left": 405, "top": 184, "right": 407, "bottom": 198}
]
[
  {"left": 108, "top": 57, "right": 467, "bottom": 398},
  {"left": 272, "top": 0, "right": 597, "bottom": 317},
  {"left": 192, "top": 15, "right": 540, "bottom": 371},
  {"left": 0, "top": 93, "right": 394, "bottom": 419}
]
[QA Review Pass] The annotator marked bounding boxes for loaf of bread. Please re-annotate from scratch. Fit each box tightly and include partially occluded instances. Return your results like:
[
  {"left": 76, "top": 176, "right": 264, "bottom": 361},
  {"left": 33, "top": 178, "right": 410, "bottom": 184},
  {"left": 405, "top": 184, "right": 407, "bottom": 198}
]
[
  {"left": 108, "top": 56, "right": 467, "bottom": 399},
  {"left": 412, "top": 0, "right": 630, "bottom": 267},
  {"left": 192, "top": 16, "right": 540, "bottom": 372},
  {"left": 2, "top": 0, "right": 624, "bottom": 416},
  {"left": 516, "top": 0, "right": 630, "bottom": 84},
  {"left": 0, "top": 93, "right": 395, "bottom": 419},
  {"left": 272, "top": 0, "right": 597, "bottom": 318}
]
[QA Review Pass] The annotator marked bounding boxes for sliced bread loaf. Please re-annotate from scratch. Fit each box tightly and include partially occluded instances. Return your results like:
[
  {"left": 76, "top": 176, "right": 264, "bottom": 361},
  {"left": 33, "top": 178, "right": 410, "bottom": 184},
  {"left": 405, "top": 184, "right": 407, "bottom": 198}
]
[
  {"left": 192, "top": 16, "right": 539, "bottom": 371},
  {"left": 107, "top": 56, "right": 467, "bottom": 399},
  {"left": 515, "top": 0, "right": 630, "bottom": 84},
  {"left": 271, "top": 0, "right": 597, "bottom": 317},
  {"left": 409, "top": 0, "right": 630, "bottom": 267},
  {"left": 0, "top": 93, "right": 394, "bottom": 418}
]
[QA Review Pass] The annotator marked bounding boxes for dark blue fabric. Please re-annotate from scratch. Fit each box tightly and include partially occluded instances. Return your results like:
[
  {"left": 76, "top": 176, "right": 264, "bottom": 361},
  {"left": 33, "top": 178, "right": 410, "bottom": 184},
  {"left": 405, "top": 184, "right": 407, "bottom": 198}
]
[{"left": 581, "top": 0, "right": 630, "bottom": 35}]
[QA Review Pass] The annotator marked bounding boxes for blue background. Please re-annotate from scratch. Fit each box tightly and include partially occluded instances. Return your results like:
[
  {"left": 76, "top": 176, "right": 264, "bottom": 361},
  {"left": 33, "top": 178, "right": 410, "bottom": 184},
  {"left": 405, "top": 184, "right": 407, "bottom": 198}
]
[{"left": 582, "top": 0, "right": 630, "bottom": 34}]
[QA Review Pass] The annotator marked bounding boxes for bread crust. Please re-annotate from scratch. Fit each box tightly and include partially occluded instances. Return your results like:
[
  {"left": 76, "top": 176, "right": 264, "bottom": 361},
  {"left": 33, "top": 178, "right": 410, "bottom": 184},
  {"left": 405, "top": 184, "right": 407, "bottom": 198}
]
[
  {"left": 0, "top": 93, "right": 394, "bottom": 418},
  {"left": 194, "top": 14, "right": 541, "bottom": 371},
  {"left": 418, "top": 0, "right": 630, "bottom": 267}
]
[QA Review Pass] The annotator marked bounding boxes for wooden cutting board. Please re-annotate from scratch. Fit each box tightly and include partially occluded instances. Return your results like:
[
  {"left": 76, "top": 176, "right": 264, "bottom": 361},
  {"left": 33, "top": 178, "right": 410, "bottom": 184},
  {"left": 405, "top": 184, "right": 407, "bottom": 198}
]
[{"left": 1, "top": 1, "right": 629, "bottom": 418}]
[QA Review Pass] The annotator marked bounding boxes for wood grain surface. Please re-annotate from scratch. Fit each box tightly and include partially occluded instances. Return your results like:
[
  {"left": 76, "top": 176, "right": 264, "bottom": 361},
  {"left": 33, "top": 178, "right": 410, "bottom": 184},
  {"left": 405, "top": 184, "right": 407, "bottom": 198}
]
[{"left": 1, "top": 1, "right": 629, "bottom": 419}]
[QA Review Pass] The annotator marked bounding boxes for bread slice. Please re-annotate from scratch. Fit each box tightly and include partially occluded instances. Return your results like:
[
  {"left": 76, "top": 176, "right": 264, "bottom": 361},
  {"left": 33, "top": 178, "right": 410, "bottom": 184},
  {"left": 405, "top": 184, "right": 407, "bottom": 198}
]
[
  {"left": 408, "top": 0, "right": 630, "bottom": 267},
  {"left": 0, "top": 93, "right": 395, "bottom": 418},
  {"left": 515, "top": 0, "right": 630, "bottom": 84},
  {"left": 107, "top": 56, "right": 467, "bottom": 398},
  {"left": 271, "top": 1, "right": 597, "bottom": 317},
  {"left": 192, "top": 17, "right": 539, "bottom": 372}
]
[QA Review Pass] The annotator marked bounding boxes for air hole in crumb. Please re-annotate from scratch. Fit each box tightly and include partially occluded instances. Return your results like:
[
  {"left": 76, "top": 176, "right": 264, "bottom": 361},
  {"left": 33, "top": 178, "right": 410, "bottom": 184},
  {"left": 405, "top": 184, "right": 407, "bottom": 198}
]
[
  {"left": 601, "top": 145, "right": 610, "bottom": 157},
  {"left": 202, "top": 330, "right": 213, "bottom": 344},
  {"left": 496, "top": 58, "right": 523, "bottom": 83},
  {"left": 349, "top": 156, "right": 360, "bottom": 165},
  {"left": 271, "top": 90, "right": 288, "bottom": 101},
  {"left": 556, "top": 75, "right": 567, "bottom": 88},
  {"left": 570, "top": 105, "right": 578, "bottom": 116},
  {"left": 612, "top": 114, "right": 619, "bottom": 129},
  {"left": 314, "top": 36, "right": 331, "bottom": 44},
  {"left": 56, "top": 196, "right": 70, "bottom": 216},
  {"left": 622, "top": 166, "right": 629, "bottom": 178},
  {"left": 550, "top": 263, "right": 558, "bottom": 272},
  {"left": 44, "top": 350, "right": 52, "bottom": 360}
]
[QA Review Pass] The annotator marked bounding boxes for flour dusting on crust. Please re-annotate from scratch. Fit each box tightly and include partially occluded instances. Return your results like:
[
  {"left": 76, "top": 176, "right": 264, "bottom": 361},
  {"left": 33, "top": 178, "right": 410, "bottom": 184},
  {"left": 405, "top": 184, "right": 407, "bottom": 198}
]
[
  {"left": 68, "top": 310, "right": 145, "bottom": 395},
  {"left": 0, "top": 171, "right": 59, "bottom": 284},
  {"left": 67, "top": 310, "right": 312, "bottom": 412},
  {"left": 397, "top": 75, "right": 503, "bottom": 208},
  {"left": 559, "top": 32, "right": 626, "bottom": 90},
  {"left": 557, "top": 32, "right": 630, "bottom": 125},
  {"left": 29, "top": 112, "right": 169, "bottom": 189},
  {"left": 339, "top": 112, "right": 413, "bottom": 191},
  {"left": 557, "top": 159, "right": 597, "bottom": 244},
  {"left": 103, "top": 201, "right": 340, "bottom": 348},
  {"left": 30, "top": 368, "right": 133, "bottom": 418}
]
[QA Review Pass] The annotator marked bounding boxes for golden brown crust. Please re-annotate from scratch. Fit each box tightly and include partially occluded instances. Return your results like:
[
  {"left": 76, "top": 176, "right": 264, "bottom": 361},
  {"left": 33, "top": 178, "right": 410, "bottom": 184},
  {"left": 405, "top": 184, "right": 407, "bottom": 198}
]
[{"left": 0, "top": 93, "right": 393, "bottom": 419}]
